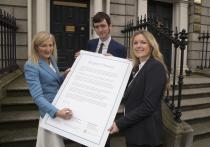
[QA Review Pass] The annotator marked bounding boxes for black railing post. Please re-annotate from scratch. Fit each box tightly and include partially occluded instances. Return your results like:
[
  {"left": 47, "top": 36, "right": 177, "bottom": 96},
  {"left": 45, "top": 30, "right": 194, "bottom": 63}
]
[
  {"left": 171, "top": 27, "right": 179, "bottom": 111},
  {"left": 140, "top": 15, "right": 143, "bottom": 30},
  {"left": 209, "top": 55, "right": 210, "bottom": 69},
  {"left": 174, "top": 29, "right": 187, "bottom": 122},
  {"left": 126, "top": 23, "right": 128, "bottom": 56},
  {"left": 12, "top": 16, "right": 16, "bottom": 66},
  {"left": 0, "top": 9, "right": 17, "bottom": 74},
  {"left": 7, "top": 13, "right": 10, "bottom": 67},
  {"left": 128, "top": 21, "right": 131, "bottom": 55},
  {"left": 199, "top": 32, "right": 205, "bottom": 69},
  {"left": 136, "top": 16, "right": 139, "bottom": 31},
  {"left": 143, "top": 14, "right": 147, "bottom": 30},
  {"left": 0, "top": 9, "right": 3, "bottom": 69},
  {"left": 131, "top": 19, "right": 134, "bottom": 37},
  {"left": 3, "top": 11, "right": 7, "bottom": 68},
  {"left": 205, "top": 31, "right": 209, "bottom": 68}
]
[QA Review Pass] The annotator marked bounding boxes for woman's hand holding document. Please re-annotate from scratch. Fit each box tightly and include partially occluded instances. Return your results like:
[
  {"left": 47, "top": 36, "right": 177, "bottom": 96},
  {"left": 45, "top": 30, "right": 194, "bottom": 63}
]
[{"left": 40, "top": 50, "right": 132, "bottom": 147}]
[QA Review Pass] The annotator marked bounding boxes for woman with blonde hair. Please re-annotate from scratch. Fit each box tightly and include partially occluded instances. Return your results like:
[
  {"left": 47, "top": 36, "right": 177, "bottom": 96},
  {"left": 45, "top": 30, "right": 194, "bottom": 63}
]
[
  {"left": 109, "top": 30, "right": 168, "bottom": 147},
  {"left": 24, "top": 31, "right": 72, "bottom": 147}
]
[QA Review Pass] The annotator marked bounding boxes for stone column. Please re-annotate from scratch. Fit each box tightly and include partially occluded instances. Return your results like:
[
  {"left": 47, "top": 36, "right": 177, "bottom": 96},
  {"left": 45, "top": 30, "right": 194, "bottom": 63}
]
[
  {"left": 172, "top": 0, "right": 188, "bottom": 72},
  {"left": 137, "top": 0, "right": 147, "bottom": 17},
  {"left": 106, "top": 0, "right": 110, "bottom": 15},
  {"left": 93, "top": 0, "right": 103, "bottom": 15},
  {"left": 93, "top": 0, "right": 103, "bottom": 38},
  {"left": 36, "top": 0, "right": 47, "bottom": 32},
  {"left": 27, "top": 0, "right": 32, "bottom": 57}
]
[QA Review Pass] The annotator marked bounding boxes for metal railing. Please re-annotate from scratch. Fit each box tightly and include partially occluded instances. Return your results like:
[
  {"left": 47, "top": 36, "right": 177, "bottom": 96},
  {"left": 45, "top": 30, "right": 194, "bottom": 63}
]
[
  {"left": 0, "top": 9, "right": 18, "bottom": 75},
  {"left": 198, "top": 31, "right": 210, "bottom": 69},
  {"left": 121, "top": 15, "right": 188, "bottom": 122}
]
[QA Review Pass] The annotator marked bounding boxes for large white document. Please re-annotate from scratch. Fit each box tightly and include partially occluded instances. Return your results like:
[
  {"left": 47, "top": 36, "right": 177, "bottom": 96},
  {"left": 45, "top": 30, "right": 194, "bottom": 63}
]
[{"left": 40, "top": 50, "right": 133, "bottom": 147}]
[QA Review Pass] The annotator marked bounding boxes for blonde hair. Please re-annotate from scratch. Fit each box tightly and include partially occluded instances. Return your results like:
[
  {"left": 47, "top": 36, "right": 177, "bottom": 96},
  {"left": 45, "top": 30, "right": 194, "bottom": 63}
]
[
  {"left": 130, "top": 30, "right": 170, "bottom": 89},
  {"left": 30, "top": 31, "right": 57, "bottom": 63}
]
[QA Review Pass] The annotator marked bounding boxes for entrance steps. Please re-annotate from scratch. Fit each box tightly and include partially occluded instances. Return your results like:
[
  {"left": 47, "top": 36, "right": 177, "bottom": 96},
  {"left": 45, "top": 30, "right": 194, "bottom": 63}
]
[{"left": 1, "top": 74, "right": 210, "bottom": 146}]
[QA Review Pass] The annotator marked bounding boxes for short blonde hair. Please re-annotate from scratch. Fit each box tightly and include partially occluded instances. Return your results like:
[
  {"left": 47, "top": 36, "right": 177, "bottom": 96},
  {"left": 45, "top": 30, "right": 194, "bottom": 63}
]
[
  {"left": 130, "top": 30, "right": 169, "bottom": 89},
  {"left": 30, "top": 31, "right": 57, "bottom": 63}
]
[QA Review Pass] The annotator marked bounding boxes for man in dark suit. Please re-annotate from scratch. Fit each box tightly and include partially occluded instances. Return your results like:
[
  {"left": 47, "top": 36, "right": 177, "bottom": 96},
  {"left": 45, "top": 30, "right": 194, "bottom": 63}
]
[
  {"left": 75, "top": 12, "right": 127, "bottom": 58},
  {"left": 76, "top": 12, "right": 127, "bottom": 147},
  {"left": 86, "top": 12, "right": 127, "bottom": 147}
]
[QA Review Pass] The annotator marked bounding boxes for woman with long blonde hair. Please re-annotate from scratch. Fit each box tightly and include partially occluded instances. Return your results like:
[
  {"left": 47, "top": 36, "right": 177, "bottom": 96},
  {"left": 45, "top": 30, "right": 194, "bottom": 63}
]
[{"left": 109, "top": 30, "right": 168, "bottom": 147}]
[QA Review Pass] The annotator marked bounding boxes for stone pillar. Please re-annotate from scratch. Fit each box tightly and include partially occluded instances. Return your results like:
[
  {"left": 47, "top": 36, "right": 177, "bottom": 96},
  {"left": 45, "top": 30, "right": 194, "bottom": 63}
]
[
  {"left": 93, "top": 0, "right": 103, "bottom": 38},
  {"left": 162, "top": 101, "right": 193, "bottom": 147},
  {"left": 172, "top": 0, "right": 188, "bottom": 73},
  {"left": 137, "top": 0, "right": 147, "bottom": 17},
  {"left": 36, "top": 0, "right": 47, "bottom": 32},
  {"left": 93, "top": 0, "right": 103, "bottom": 15},
  {"left": 106, "top": 0, "right": 110, "bottom": 15},
  {"left": 27, "top": 0, "right": 32, "bottom": 58}
]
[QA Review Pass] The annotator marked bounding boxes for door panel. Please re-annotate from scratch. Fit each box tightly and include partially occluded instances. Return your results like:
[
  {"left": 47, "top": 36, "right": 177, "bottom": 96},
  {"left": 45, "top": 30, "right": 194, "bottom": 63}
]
[
  {"left": 50, "top": 0, "right": 89, "bottom": 70},
  {"left": 148, "top": 1, "right": 173, "bottom": 71}
]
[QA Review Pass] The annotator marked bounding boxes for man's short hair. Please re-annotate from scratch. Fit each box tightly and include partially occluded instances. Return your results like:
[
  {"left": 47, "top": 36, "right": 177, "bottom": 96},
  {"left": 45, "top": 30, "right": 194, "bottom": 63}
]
[{"left": 92, "top": 12, "right": 111, "bottom": 27}]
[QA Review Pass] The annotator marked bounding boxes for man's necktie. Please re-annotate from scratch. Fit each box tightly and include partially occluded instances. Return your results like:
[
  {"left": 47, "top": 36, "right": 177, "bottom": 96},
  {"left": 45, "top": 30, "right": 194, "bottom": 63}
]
[
  {"left": 132, "top": 65, "right": 139, "bottom": 77},
  {"left": 98, "top": 43, "right": 104, "bottom": 54},
  {"left": 128, "top": 65, "right": 140, "bottom": 87}
]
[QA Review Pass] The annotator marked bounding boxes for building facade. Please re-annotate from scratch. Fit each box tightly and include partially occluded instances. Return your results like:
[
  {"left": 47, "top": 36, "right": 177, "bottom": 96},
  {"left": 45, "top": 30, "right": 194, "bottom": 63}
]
[
  {"left": 1, "top": 0, "right": 209, "bottom": 72},
  {"left": 188, "top": 0, "right": 210, "bottom": 69}
]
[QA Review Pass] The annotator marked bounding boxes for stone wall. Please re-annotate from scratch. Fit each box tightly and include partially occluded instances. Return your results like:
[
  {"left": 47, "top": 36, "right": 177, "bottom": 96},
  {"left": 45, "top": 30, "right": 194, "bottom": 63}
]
[
  {"left": 188, "top": 0, "right": 210, "bottom": 68},
  {"left": 0, "top": 0, "right": 28, "bottom": 71}
]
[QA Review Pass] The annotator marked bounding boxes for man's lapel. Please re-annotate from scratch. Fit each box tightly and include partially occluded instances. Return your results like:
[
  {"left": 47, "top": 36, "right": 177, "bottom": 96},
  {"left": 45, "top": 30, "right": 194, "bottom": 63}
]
[
  {"left": 93, "top": 39, "right": 99, "bottom": 52},
  {"left": 107, "top": 39, "right": 114, "bottom": 53}
]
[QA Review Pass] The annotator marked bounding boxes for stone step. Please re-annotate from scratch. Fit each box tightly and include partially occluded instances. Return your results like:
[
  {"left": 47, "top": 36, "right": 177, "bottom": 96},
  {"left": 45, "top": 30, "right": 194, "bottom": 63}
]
[
  {"left": 0, "top": 110, "right": 39, "bottom": 129},
  {"left": 0, "top": 126, "right": 125, "bottom": 147},
  {"left": 0, "top": 128, "right": 81, "bottom": 147},
  {"left": 179, "top": 97, "right": 210, "bottom": 111},
  {"left": 180, "top": 82, "right": 210, "bottom": 89},
  {"left": 0, "top": 96, "right": 37, "bottom": 111},
  {"left": 6, "top": 76, "right": 28, "bottom": 90},
  {"left": 0, "top": 106, "right": 124, "bottom": 129},
  {"left": 3, "top": 74, "right": 210, "bottom": 147},
  {"left": 5, "top": 76, "right": 30, "bottom": 97},
  {"left": 181, "top": 97, "right": 210, "bottom": 106},
  {"left": 0, "top": 96, "right": 124, "bottom": 113},
  {"left": 0, "top": 126, "right": 85, "bottom": 147},
  {"left": 194, "top": 70, "right": 210, "bottom": 78},
  {"left": 0, "top": 127, "right": 37, "bottom": 147},
  {"left": 170, "top": 87, "right": 210, "bottom": 99},
  {"left": 192, "top": 133, "right": 210, "bottom": 147},
  {"left": 187, "top": 117, "right": 210, "bottom": 136},
  {"left": 170, "top": 75, "right": 210, "bottom": 88},
  {"left": 5, "top": 75, "right": 210, "bottom": 97},
  {"left": 6, "top": 89, "right": 30, "bottom": 97},
  {"left": 181, "top": 108, "right": 210, "bottom": 121},
  {"left": 0, "top": 69, "right": 22, "bottom": 95}
]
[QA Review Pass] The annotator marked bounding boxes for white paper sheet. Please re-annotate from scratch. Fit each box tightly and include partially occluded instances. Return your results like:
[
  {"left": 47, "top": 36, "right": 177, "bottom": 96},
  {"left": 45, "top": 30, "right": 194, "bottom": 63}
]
[{"left": 40, "top": 50, "right": 133, "bottom": 147}]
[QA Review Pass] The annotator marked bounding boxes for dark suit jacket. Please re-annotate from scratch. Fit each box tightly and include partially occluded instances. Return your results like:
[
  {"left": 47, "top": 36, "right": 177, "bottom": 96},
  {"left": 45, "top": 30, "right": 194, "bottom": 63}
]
[
  {"left": 116, "top": 58, "right": 166, "bottom": 146},
  {"left": 87, "top": 38, "right": 127, "bottom": 58}
]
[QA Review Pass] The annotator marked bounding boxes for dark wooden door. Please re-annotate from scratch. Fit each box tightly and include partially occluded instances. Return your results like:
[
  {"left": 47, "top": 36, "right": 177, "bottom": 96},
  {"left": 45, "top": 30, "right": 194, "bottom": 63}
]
[
  {"left": 148, "top": 1, "right": 173, "bottom": 71},
  {"left": 50, "top": 0, "right": 89, "bottom": 70}
]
